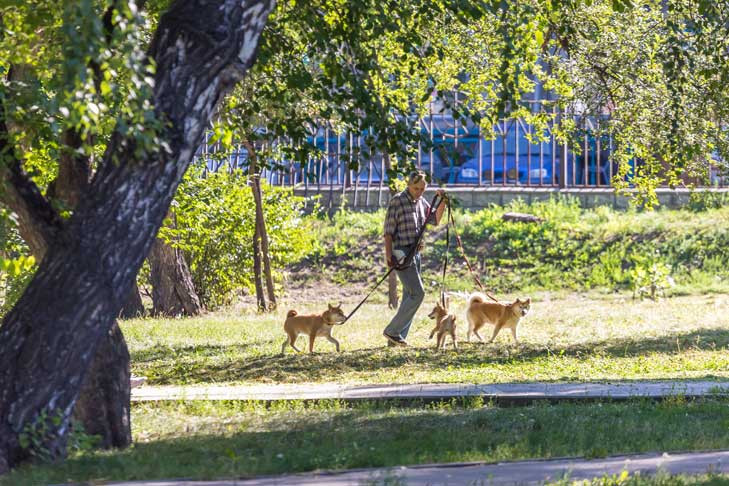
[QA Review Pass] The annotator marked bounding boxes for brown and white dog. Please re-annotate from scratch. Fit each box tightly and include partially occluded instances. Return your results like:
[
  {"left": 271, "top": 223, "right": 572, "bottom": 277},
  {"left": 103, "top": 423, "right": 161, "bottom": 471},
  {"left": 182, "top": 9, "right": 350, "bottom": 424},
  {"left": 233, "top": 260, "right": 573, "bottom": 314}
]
[
  {"left": 466, "top": 293, "right": 530, "bottom": 344},
  {"left": 427, "top": 298, "right": 458, "bottom": 350},
  {"left": 281, "top": 303, "right": 347, "bottom": 354}
]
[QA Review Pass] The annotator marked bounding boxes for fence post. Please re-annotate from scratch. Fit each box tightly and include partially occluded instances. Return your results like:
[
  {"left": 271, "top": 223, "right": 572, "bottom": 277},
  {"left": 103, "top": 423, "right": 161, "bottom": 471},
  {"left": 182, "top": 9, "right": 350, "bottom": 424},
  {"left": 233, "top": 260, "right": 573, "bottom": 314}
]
[{"left": 557, "top": 108, "right": 568, "bottom": 189}]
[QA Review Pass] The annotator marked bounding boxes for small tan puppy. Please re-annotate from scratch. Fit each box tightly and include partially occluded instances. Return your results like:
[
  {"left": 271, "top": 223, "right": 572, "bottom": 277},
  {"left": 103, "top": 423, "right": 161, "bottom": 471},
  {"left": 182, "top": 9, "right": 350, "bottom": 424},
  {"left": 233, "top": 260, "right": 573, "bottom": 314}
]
[
  {"left": 466, "top": 293, "right": 530, "bottom": 344},
  {"left": 281, "top": 303, "right": 347, "bottom": 354},
  {"left": 427, "top": 298, "right": 458, "bottom": 350}
]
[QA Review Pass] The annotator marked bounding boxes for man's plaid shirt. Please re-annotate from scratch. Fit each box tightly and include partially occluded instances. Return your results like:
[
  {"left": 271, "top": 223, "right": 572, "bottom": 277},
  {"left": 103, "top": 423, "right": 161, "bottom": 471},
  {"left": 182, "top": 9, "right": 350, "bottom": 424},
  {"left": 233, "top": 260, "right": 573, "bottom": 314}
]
[{"left": 383, "top": 190, "right": 436, "bottom": 248}]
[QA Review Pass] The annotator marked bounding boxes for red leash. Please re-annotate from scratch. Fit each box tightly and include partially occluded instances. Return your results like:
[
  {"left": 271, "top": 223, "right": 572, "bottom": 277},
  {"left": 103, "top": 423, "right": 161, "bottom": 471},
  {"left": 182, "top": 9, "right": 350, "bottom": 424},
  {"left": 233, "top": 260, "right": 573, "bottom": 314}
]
[{"left": 445, "top": 200, "right": 499, "bottom": 303}]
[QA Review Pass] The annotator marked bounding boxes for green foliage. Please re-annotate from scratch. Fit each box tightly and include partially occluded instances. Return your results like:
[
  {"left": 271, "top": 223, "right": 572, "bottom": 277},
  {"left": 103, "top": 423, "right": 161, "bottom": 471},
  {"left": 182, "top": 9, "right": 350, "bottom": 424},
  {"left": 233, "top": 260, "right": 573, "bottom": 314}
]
[
  {"left": 18, "top": 408, "right": 63, "bottom": 463},
  {"left": 0, "top": 0, "right": 161, "bottom": 182},
  {"left": 16, "top": 409, "right": 98, "bottom": 463},
  {"left": 67, "top": 420, "right": 101, "bottom": 454},
  {"left": 687, "top": 191, "right": 729, "bottom": 212},
  {"left": 303, "top": 206, "right": 385, "bottom": 283},
  {"left": 0, "top": 255, "right": 35, "bottom": 278},
  {"left": 449, "top": 198, "right": 729, "bottom": 293},
  {"left": 303, "top": 197, "right": 729, "bottom": 295},
  {"left": 157, "top": 169, "right": 315, "bottom": 309},
  {"left": 213, "top": 0, "right": 567, "bottom": 182},
  {"left": 0, "top": 209, "right": 35, "bottom": 317},
  {"left": 541, "top": 0, "right": 729, "bottom": 206},
  {"left": 629, "top": 250, "right": 671, "bottom": 300}
]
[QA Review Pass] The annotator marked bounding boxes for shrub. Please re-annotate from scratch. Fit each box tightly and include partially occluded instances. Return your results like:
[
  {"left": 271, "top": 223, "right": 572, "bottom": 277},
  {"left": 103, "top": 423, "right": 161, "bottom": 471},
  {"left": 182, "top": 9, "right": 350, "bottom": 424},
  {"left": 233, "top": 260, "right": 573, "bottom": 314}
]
[
  {"left": 0, "top": 208, "right": 35, "bottom": 317},
  {"left": 158, "top": 168, "right": 316, "bottom": 309}
]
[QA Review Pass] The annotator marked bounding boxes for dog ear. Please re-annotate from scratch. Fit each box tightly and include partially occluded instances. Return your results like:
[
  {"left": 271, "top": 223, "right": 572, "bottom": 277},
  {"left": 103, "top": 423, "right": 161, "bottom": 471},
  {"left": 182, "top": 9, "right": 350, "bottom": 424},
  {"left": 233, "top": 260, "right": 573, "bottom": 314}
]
[{"left": 328, "top": 303, "right": 333, "bottom": 309}]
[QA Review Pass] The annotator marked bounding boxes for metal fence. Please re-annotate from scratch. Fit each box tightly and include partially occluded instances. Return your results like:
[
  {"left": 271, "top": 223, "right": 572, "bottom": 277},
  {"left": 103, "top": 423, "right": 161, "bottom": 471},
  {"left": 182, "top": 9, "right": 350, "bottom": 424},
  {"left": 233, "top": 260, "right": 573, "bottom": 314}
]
[{"left": 195, "top": 100, "right": 727, "bottom": 196}]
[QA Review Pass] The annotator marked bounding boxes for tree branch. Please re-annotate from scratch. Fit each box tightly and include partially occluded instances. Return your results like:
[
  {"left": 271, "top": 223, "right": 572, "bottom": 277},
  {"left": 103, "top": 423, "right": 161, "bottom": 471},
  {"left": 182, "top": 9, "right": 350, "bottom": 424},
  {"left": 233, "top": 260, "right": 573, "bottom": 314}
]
[{"left": 0, "top": 69, "right": 63, "bottom": 255}]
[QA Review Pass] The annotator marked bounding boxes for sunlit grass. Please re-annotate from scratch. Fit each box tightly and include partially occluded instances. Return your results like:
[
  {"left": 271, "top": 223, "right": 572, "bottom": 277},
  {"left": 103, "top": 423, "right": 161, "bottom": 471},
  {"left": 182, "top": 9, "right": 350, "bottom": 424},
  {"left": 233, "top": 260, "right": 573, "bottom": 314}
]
[{"left": 124, "top": 292, "right": 729, "bottom": 386}]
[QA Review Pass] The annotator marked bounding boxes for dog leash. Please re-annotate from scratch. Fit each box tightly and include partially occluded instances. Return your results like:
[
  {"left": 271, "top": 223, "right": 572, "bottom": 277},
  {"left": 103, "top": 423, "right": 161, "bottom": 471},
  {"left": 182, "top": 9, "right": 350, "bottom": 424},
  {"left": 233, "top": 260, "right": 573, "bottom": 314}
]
[
  {"left": 341, "top": 192, "right": 444, "bottom": 325},
  {"left": 443, "top": 199, "right": 500, "bottom": 303},
  {"left": 438, "top": 199, "right": 451, "bottom": 308}
]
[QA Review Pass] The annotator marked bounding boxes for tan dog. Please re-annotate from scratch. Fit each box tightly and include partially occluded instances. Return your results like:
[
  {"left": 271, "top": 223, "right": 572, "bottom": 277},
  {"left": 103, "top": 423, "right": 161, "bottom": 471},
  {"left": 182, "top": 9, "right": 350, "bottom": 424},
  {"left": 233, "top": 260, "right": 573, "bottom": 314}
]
[
  {"left": 427, "top": 299, "right": 458, "bottom": 350},
  {"left": 466, "top": 293, "right": 530, "bottom": 344},
  {"left": 281, "top": 303, "right": 347, "bottom": 354}
]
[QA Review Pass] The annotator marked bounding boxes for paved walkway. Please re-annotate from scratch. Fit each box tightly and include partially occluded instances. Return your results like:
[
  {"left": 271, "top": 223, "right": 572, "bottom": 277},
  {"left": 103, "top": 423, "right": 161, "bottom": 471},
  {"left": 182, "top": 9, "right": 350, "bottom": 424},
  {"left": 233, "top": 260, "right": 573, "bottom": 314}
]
[
  {"left": 131, "top": 380, "right": 729, "bottom": 402},
  {"left": 122, "top": 381, "right": 729, "bottom": 484},
  {"left": 107, "top": 450, "right": 729, "bottom": 485}
]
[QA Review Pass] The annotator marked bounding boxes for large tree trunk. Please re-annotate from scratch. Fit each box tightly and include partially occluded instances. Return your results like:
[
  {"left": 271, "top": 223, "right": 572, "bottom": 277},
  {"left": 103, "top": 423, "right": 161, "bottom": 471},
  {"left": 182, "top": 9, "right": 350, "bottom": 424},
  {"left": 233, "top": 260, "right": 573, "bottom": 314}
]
[
  {"left": 0, "top": 170, "right": 135, "bottom": 452},
  {"left": 0, "top": 0, "right": 274, "bottom": 473},
  {"left": 0, "top": 62, "right": 134, "bottom": 452},
  {"left": 119, "top": 283, "right": 145, "bottom": 318},
  {"left": 148, "top": 237, "right": 202, "bottom": 316},
  {"left": 0, "top": 135, "right": 135, "bottom": 453},
  {"left": 72, "top": 322, "right": 131, "bottom": 449}
]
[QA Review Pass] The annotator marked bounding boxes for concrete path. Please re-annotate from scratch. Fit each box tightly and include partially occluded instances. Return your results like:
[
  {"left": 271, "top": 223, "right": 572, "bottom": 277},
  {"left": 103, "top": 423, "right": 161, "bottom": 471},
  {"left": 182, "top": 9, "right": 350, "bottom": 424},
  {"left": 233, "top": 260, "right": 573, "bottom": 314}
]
[
  {"left": 131, "top": 380, "right": 729, "bottom": 403},
  {"left": 105, "top": 450, "right": 729, "bottom": 485}
]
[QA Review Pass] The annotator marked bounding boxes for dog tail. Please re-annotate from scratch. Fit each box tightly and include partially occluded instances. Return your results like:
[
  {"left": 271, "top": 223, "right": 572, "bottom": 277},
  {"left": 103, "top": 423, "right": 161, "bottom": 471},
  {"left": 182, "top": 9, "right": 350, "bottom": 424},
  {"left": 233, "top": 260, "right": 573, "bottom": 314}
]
[
  {"left": 468, "top": 292, "right": 488, "bottom": 306},
  {"left": 286, "top": 310, "right": 298, "bottom": 319}
]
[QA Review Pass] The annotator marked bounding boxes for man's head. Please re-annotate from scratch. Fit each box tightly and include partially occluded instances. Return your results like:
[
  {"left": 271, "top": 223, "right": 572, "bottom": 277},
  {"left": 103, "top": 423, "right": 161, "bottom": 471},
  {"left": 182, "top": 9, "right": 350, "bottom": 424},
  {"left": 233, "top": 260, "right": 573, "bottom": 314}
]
[{"left": 407, "top": 170, "right": 427, "bottom": 200}]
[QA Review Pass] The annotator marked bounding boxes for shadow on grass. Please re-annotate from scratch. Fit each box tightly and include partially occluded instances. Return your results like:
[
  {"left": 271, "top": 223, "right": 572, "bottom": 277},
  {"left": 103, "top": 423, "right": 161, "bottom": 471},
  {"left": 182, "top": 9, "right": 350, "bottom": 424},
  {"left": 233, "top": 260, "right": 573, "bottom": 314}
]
[
  {"left": 131, "top": 328, "right": 729, "bottom": 385},
  {"left": 133, "top": 341, "right": 270, "bottom": 363},
  {"left": 6, "top": 398, "right": 729, "bottom": 485}
]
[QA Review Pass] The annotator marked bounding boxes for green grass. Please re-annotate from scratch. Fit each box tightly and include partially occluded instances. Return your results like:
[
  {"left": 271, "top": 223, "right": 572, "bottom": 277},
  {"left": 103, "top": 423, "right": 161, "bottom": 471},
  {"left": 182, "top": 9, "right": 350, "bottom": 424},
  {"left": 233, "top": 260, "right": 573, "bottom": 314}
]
[
  {"left": 549, "top": 472, "right": 729, "bottom": 486},
  {"left": 125, "top": 292, "right": 729, "bottom": 386},
  {"left": 5, "top": 398, "right": 729, "bottom": 484},
  {"left": 294, "top": 199, "right": 729, "bottom": 296}
]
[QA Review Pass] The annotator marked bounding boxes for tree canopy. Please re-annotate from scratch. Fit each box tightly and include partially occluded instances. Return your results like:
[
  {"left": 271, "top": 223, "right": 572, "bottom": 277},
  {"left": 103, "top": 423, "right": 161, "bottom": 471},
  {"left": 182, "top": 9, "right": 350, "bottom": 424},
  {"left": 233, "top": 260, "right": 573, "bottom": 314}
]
[{"left": 0, "top": 0, "right": 728, "bottom": 473}]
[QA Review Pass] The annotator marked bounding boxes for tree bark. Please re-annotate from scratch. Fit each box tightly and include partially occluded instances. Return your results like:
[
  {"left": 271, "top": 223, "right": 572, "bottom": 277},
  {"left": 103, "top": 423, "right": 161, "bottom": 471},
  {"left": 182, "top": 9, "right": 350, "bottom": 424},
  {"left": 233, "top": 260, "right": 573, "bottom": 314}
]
[
  {"left": 119, "top": 283, "right": 145, "bottom": 318},
  {"left": 252, "top": 223, "right": 267, "bottom": 311},
  {"left": 72, "top": 322, "right": 131, "bottom": 449},
  {"left": 259, "top": 196, "right": 276, "bottom": 309},
  {"left": 149, "top": 236, "right": 202, "bottom": 316},
  {"left": 0, "top": 0, "right": 274, "bottom": 472},
  {"left": 0, "top": 127, "right": 134, "bottom": 452},
  {"left": 243, "top": 141, "right": 276, "bottom": 311},
  {"left": 0, "top": 163, "right": 136, "bottom": 450}
]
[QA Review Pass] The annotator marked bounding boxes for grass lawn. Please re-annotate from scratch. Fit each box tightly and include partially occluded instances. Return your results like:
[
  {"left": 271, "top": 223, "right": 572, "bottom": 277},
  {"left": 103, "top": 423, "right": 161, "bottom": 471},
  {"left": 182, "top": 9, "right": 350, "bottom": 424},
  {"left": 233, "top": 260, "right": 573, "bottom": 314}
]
[
  {"left": 124, "top": 292, "right": 729, "bottom": 386},
  {"left": 549, "top": 473, "right": 729, "bottom": 486},
  {"left": 4, "top": 398, "right": 729, "bottom": 484}
]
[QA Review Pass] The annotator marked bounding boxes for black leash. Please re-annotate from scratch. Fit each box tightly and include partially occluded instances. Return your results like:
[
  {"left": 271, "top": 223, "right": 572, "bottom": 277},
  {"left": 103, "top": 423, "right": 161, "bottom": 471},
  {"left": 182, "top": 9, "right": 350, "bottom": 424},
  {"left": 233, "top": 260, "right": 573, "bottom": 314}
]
[
  {"left": 439, "top": 200, "right": 451, "bottom": 307},
  {"left": 341, "top": 193, "right": 443, "bottom": 324}
]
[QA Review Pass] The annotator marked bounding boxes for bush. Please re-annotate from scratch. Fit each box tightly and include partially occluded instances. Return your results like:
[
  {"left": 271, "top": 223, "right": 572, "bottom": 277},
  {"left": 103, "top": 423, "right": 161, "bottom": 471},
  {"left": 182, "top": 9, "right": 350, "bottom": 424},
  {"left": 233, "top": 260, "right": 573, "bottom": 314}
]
[
  {"left": 158, "top": 168, "right": 316, "bottom": 309},
  {"left": 687, "top": 190, "right": 729, "bottom": 212},
  {"left": 0, "top": 208, "right": 36, "bottom": 317}
]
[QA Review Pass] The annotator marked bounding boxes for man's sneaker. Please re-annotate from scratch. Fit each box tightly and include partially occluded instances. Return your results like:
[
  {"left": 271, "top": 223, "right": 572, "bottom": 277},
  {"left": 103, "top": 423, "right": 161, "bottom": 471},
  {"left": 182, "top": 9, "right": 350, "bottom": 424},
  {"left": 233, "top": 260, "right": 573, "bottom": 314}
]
[{"left": 383, "top": 332, "right": 408, "bottom": 347}]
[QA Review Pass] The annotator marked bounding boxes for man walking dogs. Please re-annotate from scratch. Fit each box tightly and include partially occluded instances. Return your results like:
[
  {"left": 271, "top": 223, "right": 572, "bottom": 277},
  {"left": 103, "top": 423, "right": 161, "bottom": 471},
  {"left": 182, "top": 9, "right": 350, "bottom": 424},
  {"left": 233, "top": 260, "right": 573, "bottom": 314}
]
[{"left": 383, "top": 170, "right": 446, "bottom": 347}]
